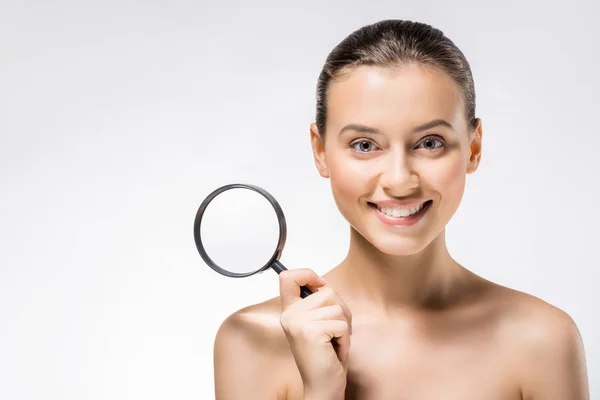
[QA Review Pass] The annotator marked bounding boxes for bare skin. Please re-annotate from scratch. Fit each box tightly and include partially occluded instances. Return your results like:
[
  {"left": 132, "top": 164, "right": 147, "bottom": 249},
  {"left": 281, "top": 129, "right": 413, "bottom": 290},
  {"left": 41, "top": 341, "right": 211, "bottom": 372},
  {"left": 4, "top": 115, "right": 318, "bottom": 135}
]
[
  {"left": 215, "top": 268, "right": 587, "bottom": 399},
  {"left": 214, "top": 64, "right": 589, "bottom": 399}
]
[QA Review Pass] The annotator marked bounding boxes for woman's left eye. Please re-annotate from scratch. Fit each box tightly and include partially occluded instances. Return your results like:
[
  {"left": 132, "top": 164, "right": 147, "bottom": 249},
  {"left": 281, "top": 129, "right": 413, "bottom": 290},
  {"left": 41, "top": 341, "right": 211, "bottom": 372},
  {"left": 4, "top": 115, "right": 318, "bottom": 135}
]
[{"left": 418, "top": 136, "right": 445, "bottom": 150}]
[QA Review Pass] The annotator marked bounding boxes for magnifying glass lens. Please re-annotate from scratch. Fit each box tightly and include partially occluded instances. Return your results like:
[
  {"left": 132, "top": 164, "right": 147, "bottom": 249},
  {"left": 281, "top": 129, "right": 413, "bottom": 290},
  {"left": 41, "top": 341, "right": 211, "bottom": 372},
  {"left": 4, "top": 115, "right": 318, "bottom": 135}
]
[{"left": 199, "top": 187, "right": 281, "bottom": 274}]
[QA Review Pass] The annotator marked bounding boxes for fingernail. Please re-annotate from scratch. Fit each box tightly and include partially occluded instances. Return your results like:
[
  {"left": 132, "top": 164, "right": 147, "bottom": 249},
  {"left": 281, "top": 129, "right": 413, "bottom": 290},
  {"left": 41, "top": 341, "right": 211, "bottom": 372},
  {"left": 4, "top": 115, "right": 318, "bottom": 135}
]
[{"left": 320, "top": 276, "right": 328, "bottom": 284}]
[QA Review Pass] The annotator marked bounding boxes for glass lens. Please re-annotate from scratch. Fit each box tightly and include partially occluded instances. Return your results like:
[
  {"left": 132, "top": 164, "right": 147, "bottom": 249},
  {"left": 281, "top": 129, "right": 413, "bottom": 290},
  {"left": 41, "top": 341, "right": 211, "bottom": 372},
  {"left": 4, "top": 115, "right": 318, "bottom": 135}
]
[{"left": 198, "top": 187, "right": 281, "bottom": 275}]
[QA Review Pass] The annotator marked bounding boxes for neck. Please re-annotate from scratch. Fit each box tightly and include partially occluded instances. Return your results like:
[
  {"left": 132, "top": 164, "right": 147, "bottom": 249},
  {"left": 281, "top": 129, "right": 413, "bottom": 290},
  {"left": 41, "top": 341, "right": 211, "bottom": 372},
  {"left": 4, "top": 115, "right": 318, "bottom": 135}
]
[{"left": 329, "top": 226, "right": 473, "bottom": 317}]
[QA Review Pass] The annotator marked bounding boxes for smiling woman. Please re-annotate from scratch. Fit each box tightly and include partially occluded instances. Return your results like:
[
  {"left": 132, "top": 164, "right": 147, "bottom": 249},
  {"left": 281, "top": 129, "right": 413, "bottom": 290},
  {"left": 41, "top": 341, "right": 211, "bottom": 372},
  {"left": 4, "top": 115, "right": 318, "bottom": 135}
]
[{"left": 213, "top": 19, "right": 590, "bottom": 400}]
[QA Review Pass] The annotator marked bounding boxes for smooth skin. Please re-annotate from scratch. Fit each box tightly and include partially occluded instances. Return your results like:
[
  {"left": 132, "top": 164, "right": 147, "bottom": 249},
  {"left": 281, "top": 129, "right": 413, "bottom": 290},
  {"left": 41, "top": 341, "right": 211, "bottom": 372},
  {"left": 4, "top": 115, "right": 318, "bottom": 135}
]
[{"left": 214, "top": 64, "right": 589, "bottom": 399}]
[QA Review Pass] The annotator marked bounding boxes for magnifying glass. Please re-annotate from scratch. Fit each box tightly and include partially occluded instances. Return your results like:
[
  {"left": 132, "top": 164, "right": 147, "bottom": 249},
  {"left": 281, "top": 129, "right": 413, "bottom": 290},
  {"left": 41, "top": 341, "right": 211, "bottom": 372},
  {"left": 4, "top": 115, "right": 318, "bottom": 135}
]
[{"left": 193, "top": 183, "right": 313, "bottom": 298}]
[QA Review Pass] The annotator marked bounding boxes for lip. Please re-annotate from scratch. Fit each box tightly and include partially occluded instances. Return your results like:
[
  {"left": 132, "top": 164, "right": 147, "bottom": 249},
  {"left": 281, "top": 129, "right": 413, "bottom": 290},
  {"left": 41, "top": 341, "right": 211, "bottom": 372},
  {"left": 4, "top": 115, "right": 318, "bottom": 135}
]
[
  {"left": 369, "top": 199, "right": 431, "bottom": 208},
  {"left": 369, "top": 200, "right": 432, "bottom": 227}
]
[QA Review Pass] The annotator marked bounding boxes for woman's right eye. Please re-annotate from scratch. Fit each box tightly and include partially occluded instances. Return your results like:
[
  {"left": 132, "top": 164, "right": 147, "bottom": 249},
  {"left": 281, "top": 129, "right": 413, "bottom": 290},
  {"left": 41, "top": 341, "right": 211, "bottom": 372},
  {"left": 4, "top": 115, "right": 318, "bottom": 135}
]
[{"left": 350, "top": 139, "right": 379, "bottom": 153}]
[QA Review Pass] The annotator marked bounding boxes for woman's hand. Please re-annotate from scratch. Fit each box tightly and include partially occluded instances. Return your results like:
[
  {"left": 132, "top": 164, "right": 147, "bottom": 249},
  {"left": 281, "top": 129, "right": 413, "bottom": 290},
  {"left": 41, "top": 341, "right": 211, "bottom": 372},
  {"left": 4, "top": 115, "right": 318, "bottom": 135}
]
[{"left": 278, "top": 268, "right": 352, "bottom": 400}]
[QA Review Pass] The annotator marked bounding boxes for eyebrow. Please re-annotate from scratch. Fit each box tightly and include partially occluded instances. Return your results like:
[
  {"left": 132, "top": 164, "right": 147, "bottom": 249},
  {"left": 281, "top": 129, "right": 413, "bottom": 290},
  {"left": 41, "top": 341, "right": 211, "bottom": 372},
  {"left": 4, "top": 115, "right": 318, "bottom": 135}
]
[{"left": 338, "top": 119, "right": 455, "bottom": 136}]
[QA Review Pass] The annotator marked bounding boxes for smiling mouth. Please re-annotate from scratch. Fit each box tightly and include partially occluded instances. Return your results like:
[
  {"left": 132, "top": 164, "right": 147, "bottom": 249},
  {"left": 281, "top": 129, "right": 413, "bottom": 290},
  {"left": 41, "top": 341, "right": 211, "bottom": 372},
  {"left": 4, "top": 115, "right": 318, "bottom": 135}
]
[
  {"left": 365, "top": 199, "right": 433, "bottom": 228},
  {"left": 367, "top": 200, "right": 433, "bottom": 217}
]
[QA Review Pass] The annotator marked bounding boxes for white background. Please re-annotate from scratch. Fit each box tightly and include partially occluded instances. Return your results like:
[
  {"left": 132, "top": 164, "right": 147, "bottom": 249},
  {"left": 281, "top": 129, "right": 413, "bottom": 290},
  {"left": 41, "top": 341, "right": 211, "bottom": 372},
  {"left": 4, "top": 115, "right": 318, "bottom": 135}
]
[{"left": 1, "top": 0, "right": 598, "bottom": 398}]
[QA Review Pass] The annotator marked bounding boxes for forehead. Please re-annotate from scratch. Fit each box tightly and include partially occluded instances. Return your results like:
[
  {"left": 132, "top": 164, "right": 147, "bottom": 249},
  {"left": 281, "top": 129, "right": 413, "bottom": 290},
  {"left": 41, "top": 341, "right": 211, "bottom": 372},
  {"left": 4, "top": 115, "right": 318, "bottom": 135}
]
[{"left": 326, "top": 64, "right": 466, "bottom": 133}]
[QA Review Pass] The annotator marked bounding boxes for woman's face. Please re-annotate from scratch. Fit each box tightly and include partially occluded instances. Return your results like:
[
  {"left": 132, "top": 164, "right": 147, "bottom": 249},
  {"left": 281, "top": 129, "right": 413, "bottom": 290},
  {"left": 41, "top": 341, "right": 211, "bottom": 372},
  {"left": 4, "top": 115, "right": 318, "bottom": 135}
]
[{"left": 310, "top": 64, "right": 482, "bottom": 256}]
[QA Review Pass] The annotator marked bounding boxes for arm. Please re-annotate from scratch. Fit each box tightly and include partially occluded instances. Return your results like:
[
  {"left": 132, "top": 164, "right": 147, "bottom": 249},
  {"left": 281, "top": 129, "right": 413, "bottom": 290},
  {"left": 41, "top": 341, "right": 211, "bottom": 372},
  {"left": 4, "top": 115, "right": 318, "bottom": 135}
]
[
  {"left": 519, "top": 310, "right": 589, "bottom": 400},
  {"left": 214, "top": 310, "right": 284, "bottom": 400}
]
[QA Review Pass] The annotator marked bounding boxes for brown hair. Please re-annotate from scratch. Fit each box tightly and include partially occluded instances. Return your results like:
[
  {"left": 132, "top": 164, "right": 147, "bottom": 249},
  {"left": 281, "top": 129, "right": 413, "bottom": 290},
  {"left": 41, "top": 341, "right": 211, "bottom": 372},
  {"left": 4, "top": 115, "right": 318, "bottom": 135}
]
[{"left": 315, "top": 19, "right": 478, "bottom": 137}]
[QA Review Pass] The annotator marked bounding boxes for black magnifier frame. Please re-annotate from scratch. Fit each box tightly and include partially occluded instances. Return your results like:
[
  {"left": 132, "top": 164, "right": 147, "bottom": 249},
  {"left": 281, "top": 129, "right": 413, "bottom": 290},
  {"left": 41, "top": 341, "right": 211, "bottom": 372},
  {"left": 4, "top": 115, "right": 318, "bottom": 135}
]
[{"left": 193, "top": 183, "right": 312, "bottom": 298}]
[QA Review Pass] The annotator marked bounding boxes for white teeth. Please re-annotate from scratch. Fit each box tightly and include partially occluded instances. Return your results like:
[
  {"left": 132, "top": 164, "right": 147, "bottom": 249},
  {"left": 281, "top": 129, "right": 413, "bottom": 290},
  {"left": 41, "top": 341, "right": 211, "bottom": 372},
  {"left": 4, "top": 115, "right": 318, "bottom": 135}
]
[{"left": 377, "top": 202, "right": 426, "bottom": 218}]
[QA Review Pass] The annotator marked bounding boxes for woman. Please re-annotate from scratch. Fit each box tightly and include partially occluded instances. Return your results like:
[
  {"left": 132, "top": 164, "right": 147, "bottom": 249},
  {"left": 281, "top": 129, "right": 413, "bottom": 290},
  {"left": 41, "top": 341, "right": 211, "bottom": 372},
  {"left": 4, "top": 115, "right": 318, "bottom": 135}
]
[{"left": 213, "top": 19, "right": 589, "bottom": 399}]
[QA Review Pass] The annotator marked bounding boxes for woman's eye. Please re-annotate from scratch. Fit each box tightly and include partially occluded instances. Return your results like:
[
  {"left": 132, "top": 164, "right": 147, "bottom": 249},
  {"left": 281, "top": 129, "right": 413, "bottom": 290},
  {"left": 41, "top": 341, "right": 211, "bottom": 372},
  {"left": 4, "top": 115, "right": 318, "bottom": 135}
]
[
  {"left": 350, "top": 139, "right": 378, "bottom": 153},
  {"left": 418, "top": 136, "right": 445, "bottom": 150}
]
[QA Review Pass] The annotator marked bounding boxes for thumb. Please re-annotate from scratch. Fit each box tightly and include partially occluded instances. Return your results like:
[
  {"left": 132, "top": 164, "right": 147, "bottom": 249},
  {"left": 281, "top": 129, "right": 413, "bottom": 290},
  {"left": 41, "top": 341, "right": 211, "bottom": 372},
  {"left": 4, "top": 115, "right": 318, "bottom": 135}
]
[{"left": 279, "top": 268, "right": 327, "bottom": 309}]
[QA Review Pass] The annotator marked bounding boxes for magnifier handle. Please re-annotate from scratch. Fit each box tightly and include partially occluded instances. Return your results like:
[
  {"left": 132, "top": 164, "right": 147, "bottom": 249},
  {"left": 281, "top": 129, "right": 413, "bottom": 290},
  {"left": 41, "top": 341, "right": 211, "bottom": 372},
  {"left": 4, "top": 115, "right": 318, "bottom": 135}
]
[
  {"left": 271, "top": 260, "right": 314, "bottom": 299},
  {"left": 299, "top": 286, "right": 313, "bottom": 299}
]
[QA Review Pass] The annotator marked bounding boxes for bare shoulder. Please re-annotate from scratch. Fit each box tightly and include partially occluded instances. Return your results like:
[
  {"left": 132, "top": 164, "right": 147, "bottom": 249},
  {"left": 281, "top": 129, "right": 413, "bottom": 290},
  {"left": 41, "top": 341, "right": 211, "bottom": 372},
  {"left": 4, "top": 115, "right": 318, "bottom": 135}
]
[
  {"left": 215, "top": 296, "right": 286, "bottom": 350},
  {"left": 486, "top": 283, "right": 589, "bottom": 399},
  {"left": 214, "top": 296, "right": 292, "bottom": 400},
  {"left": 488, "top": 283, "right": 579, "bottom": 337}
]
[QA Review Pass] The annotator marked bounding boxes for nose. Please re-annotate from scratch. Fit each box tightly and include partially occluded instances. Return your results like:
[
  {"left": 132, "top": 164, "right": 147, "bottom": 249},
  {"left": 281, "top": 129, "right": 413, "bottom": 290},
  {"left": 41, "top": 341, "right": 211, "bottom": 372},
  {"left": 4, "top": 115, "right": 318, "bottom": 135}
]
[{"left": 379, "top": 150, "right": 419, "bottom": 196}]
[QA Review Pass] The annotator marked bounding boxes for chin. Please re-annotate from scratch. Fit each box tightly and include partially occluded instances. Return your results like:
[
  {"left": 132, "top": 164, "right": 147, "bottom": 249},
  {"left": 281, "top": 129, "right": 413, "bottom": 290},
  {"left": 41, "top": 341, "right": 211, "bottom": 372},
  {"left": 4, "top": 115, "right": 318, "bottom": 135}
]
[
  {"left": 369, "top": 235, "right": 434, "bottom": 256},
  {"left": 347, "top": 218, "right": 435, "bottom": 255}
]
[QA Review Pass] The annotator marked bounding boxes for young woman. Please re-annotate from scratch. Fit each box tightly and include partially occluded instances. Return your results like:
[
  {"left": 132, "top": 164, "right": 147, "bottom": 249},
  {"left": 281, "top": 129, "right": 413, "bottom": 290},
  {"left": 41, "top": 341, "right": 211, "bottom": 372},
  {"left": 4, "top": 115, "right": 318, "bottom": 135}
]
[{"left": 213, "top": 19, "right": 589, "bottom": 400}]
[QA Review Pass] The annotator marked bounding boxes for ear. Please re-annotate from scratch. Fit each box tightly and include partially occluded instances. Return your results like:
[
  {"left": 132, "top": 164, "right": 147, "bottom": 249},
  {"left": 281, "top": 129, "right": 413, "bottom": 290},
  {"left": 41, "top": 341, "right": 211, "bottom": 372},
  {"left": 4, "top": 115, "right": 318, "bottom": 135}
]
[
  {"left": 466, "top": 118, "right": 483, "bottom": 175},
  {"left": 310, "top": 122, "right": 330, "bottom": 178}
]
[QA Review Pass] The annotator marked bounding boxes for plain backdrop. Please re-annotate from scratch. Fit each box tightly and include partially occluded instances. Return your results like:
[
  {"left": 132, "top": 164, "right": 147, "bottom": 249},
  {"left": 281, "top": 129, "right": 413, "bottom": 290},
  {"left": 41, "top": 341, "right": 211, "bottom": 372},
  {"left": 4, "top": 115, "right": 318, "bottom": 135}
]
[{"left": 1, "top": 0, "right": 598, "bottom": 398}]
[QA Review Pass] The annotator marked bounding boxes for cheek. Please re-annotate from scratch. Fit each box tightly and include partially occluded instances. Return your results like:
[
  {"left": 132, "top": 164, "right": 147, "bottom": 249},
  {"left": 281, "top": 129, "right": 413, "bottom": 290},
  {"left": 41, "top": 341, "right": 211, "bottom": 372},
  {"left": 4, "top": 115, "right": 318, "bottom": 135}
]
[
  {"left": 326, "top": 153, "right": 372, "bottom": 221},
  {"left": 329, "top": 155, "right": 364, "bottom": 196},
  {"left": 429, "top": 155, "right": 467, "bottom": 204}
]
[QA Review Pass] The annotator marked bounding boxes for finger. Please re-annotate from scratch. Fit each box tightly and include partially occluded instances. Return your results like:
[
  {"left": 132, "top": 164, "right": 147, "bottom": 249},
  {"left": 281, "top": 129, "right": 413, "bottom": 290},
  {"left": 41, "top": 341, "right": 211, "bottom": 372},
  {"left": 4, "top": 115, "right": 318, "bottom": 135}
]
[
  {"left": 322, "top": 286, "right": 353, "bottom": 330},
  {"left": 289, "top": 286, "right": 353, "bottom": 328},
  {"left": 306, "top": 305, "right": 348, "bottom": 323},
  {"left": 312, "top": 320, "right": 351, "bottom": 362},
  {"left": 279, "top": 268, "right": 326, "bottom": 309}
]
